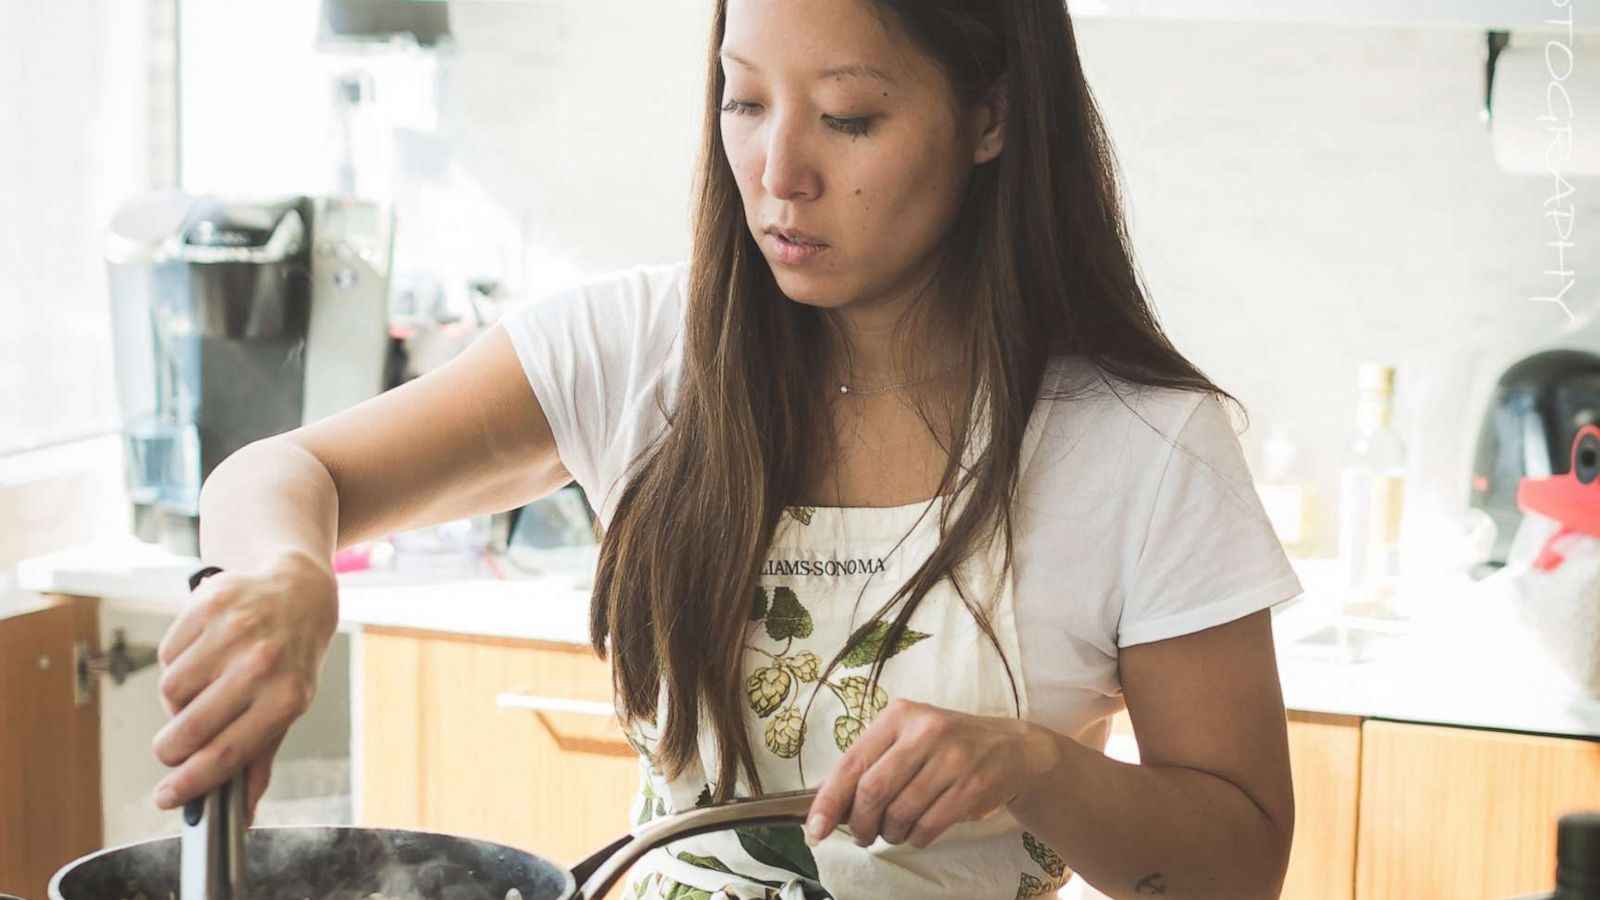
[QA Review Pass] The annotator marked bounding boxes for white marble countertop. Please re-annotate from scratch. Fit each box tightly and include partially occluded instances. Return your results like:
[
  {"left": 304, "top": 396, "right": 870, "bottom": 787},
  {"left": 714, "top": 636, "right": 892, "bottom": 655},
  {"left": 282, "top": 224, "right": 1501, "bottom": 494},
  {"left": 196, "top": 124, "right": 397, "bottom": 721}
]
[
  {"left": 13, "top": 537, "right": 598, "bottom": 645},
  {"left": 1268, "top": 565, "right": 1600, "bottom": 740},
  {"left": 15, "top": 540, "right": 1600, "bottom": 740}
]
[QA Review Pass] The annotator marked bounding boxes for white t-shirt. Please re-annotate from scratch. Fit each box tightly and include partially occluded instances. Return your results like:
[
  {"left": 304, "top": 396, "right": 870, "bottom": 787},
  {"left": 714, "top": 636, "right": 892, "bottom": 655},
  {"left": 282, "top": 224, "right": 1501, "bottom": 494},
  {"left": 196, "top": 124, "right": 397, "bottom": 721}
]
[{"left": 504, "top": 260, "right": 1304, "bottom": 749}]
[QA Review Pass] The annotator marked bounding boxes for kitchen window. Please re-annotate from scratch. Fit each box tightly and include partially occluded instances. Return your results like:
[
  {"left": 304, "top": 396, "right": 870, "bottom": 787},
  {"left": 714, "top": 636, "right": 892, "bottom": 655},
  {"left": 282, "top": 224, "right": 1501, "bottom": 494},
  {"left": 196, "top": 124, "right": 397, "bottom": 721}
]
[{"left": 0, "top": 0, "right": 179, "bottom": 568}]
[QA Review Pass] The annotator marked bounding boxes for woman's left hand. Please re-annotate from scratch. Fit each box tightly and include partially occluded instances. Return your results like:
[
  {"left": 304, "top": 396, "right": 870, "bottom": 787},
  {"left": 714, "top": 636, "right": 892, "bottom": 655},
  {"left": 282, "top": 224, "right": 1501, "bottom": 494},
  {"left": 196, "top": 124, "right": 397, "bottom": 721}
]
[{"left": 802, "top": 697, "right": 1061, "bottom": 849}]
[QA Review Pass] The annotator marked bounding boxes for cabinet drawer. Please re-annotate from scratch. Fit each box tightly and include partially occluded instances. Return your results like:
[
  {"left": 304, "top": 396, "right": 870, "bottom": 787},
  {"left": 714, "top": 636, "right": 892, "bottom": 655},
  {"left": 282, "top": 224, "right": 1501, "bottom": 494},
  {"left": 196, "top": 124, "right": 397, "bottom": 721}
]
[
  {"left": 360, "top": 629, "right": 642, "bottom": 869},
  {"left": 1356, "top": 720, "right": 1600, "bottom": 900}
]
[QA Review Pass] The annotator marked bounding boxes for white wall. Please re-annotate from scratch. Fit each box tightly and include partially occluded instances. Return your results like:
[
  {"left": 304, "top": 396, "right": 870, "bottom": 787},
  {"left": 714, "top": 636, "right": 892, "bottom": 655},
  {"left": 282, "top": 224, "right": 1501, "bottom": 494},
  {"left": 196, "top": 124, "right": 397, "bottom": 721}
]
[
  {"left": 1072, "top": 19, "right": 1600, "bottom": 562},
  {"left": 177, "top": 0, "right": 709, "bottom": 298},
  {"left": 173, "top": 6, "right": 1600, "bottom": 566}
]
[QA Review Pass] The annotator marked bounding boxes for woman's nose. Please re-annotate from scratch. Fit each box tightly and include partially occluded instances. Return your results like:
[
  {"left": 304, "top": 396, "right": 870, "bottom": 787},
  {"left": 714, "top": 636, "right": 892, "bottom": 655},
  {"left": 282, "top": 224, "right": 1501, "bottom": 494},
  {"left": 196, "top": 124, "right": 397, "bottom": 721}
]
[{"left": 760, "top": 118, "right": 821, "bottom": 201}]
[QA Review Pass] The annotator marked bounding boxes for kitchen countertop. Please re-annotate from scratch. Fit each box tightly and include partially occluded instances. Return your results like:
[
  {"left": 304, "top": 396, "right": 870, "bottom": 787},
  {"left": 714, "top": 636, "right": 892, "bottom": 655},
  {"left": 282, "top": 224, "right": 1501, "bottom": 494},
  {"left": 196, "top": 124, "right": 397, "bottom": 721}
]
[
  {"left": 15, "top": 539, "right": 1600, "bottom": 740},
  {"left": 14, "top": 538, "right": 598, "bottom": 645}
]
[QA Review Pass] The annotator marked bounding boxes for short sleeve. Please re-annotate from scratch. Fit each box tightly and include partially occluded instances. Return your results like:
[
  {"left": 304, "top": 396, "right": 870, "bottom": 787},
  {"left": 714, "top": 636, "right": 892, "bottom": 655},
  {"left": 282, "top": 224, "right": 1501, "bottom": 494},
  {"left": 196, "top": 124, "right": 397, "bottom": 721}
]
[
  {"left": 1116, "top": 392, "right": 1305, "bottom": 648},
  {"left": 500, "top": 260, "right": 688, "bottom": 525}
]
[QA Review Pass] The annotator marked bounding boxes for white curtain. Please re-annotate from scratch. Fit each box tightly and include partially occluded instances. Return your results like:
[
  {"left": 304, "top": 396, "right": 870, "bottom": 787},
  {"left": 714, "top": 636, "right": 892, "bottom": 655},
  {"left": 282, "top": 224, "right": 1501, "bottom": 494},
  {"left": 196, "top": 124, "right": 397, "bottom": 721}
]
[
  {"left": 0, "top": 0, "right": 173, "bottom": 567},
  {"left": 0, "top": 0, "right": 174, "bottom": 455}
]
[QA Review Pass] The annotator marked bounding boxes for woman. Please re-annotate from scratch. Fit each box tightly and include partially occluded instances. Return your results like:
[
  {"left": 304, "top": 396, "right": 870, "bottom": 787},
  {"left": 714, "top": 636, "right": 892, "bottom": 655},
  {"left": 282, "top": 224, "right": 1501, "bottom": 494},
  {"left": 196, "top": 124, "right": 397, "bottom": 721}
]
[{"left": 150, "top": 0, "right": 1302, "bottom": 897}]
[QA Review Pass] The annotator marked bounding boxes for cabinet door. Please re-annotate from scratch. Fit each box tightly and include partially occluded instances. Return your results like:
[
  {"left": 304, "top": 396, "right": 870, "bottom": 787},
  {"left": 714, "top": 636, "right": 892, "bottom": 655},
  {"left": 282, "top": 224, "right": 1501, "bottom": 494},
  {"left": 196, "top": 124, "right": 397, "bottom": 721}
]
[
  {"left": 359, "top": 628, "right": 641, "bottom": 868},
  {"left": 358, "top": 628, "right": 425, "bottom": 828},
  {"left": 1356, "top": 720, "right": 1600, "bottom": 900},
  {"left": 1282, "top": 711, "right": 1361, "bottom": 900},
  {"left": 0, "top": 596, "right": 102, "bottom": 898}
]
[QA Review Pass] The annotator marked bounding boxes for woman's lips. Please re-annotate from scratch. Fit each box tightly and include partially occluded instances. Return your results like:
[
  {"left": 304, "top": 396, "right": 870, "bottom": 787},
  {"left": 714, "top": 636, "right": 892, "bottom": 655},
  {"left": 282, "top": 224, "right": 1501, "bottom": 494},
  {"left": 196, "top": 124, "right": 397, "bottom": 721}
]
[{"left": 766, "top": 232, "right": 830, "bottom": 265}]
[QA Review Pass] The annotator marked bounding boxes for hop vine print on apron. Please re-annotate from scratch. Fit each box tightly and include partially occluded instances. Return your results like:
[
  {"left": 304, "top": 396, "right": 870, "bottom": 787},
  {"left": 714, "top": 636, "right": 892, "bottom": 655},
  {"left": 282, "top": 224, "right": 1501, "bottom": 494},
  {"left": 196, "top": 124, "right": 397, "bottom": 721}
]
[{"left": 621, "top": 502, "right": 1073, "bottom": 900}]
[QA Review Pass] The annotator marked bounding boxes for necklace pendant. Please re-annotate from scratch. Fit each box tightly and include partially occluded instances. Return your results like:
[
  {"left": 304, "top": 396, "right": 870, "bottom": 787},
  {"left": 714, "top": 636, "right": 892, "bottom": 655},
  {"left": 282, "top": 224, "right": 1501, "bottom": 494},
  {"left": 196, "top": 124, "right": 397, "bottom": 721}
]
[{"left": 839, "top": 385, "right": 850, "bottom": 394}]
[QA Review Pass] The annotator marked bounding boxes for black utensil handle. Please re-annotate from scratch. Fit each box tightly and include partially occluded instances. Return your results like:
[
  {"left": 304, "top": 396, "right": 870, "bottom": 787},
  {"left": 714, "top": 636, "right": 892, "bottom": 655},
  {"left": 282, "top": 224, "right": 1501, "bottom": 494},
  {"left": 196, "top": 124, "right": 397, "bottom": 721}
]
[
  {"left": 183, "top": 795, "right": 206, "bottom": 827},
  {"left": 188, "top": 565, "right": 224, "bottom": 592}
]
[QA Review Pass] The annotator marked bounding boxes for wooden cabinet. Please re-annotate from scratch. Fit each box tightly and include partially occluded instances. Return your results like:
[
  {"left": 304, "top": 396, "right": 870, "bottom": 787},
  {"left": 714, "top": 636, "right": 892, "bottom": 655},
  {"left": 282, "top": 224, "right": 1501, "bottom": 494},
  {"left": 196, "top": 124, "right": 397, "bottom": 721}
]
[
  {"left": 1269, "top": 716, "right": 1600, "bottom": 900},
  {"left": 0, "top": 596, "right": 103, "bottom": 899},
  {"left": 1356, "top": 720, "right": 1600, "bottom": 900},
  {"left": 358, "top": 628, "right": 641, "bottom": 871},
  {"left": 1283, "top": 711, "right": 1363, "bottom": 900},
  {"left": 361, "top": 636, "right": 1600, "bottom": 900}
]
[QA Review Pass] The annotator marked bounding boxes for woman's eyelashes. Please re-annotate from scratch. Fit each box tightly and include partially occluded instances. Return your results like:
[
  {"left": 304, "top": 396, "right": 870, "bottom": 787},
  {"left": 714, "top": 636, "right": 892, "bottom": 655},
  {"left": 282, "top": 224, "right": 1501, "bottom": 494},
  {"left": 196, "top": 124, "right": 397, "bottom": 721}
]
[
  {"left": 719, "top": 99, "right": 873, "bottom": 138},
  {"left": 823, "top": 115, "right": 871, "bottom": 137}
]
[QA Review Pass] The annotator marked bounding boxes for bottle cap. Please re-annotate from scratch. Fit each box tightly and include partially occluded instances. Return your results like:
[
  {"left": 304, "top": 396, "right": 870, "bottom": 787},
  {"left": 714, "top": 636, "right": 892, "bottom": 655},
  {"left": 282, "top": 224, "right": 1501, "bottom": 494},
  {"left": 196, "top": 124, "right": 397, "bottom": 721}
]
[
  {"left": 1358, "top": 362, "right": 1395, "bottom": 392},
  {"left": 1556, "top": 810, "right": 1600, "bottom": 898}
]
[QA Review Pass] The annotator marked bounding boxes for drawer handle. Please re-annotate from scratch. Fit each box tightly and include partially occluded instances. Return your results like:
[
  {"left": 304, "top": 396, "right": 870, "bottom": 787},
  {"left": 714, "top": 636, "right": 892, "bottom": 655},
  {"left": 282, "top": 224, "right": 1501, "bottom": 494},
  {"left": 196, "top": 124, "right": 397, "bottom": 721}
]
[
  {"left": 494, "top": 692, "right": 616, "bottom": 717},
  {"left": 494, "top": 691, "right": 635, "bottom": 758}
]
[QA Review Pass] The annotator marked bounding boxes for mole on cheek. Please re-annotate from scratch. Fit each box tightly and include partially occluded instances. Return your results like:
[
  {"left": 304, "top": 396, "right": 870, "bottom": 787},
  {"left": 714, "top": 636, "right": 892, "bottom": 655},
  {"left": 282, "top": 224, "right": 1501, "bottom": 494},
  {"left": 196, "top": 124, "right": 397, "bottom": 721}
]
[{"left": 855, "top": 188, "right": 863, "bottom": 196}]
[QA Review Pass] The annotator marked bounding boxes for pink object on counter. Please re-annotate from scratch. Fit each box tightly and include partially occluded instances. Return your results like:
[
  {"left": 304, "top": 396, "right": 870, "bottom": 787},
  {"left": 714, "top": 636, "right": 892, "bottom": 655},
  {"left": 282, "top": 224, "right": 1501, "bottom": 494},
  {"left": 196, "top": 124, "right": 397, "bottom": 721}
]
[{"left": 333, "top": 543, "right": 374, "bottom": 573}]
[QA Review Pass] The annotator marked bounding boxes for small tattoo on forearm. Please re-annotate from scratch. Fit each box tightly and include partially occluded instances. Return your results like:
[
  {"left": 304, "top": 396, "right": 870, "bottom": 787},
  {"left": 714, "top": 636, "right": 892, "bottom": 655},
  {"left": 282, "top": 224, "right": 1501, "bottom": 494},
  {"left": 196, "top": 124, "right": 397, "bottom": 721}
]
[{"left": 1134, "top": 872, "right": 1167, "bottom": 894}]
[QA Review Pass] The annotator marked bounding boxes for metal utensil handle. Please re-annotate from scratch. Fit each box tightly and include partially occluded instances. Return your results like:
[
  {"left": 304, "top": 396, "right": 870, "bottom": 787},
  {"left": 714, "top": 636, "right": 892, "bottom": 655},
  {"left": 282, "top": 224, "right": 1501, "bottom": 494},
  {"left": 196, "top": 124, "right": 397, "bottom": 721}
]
[
  {"left": 181, "top": 773, "right": 248, "bottom": 900},
  {"left": 570, "top": 788, "right": 819, "bottom": 899},
  {"left": 180, "top": 565, "right": 248, "bottom": 900}
]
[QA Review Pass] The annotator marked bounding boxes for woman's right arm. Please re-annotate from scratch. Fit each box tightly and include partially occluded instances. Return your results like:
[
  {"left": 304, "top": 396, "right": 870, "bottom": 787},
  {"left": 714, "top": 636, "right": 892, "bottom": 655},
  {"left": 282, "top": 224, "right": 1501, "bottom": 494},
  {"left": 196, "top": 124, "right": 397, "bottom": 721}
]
[
  {"left": 204, "top": 322, "right": 573, "bottom": 568},
  {"left": 150, "top": 323, "right": 572, "bottom": 816}
]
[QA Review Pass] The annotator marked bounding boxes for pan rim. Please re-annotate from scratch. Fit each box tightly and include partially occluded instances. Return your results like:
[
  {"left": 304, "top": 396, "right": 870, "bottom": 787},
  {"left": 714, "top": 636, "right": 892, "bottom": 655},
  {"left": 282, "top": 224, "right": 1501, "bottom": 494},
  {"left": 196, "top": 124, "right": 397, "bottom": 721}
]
[{"left": 47, "top": 824, "right": 577, "bottom": 900}]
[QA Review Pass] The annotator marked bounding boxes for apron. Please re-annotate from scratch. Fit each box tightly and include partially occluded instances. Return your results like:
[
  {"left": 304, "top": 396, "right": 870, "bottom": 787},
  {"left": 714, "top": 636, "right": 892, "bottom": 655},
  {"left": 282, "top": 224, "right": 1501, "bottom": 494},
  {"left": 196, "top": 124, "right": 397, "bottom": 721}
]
[{"left": 616, "top": 494, "right": 1074, "bottom": 900}]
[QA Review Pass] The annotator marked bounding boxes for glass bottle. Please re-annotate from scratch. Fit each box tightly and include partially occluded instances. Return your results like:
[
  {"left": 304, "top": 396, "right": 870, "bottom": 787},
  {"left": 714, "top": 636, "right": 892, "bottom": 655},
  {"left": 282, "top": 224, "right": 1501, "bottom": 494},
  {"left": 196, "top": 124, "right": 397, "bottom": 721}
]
[
  {"left": 1255, "top": 425, "right": 1321, "bottom": 559},
  {"left": 1337, "top": 362, "right": 1407, "bottom": 619}
]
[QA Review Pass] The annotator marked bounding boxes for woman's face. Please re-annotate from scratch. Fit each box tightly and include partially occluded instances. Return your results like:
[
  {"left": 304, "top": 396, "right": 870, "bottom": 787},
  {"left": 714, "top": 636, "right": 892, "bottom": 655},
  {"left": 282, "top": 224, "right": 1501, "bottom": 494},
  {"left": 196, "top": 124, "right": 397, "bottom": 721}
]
[{"left": 719, "top": 0, "right": 1003, "bottom": 315}]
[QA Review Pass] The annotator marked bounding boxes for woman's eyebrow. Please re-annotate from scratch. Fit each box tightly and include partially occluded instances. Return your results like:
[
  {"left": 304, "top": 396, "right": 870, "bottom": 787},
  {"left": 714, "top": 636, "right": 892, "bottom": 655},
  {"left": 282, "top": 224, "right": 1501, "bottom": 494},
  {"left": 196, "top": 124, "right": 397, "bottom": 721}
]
[
  {"left": 819, "top": 62, "right": 897, "bottom": 85},
  {"left": 719, "top": 48, "right": 898, "bottom": 85}
]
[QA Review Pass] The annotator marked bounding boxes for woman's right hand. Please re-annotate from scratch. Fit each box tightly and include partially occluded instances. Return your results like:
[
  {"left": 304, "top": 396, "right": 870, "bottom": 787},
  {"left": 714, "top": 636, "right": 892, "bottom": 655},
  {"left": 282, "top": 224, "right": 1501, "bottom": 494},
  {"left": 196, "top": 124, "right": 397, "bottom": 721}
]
[{"left": 150, "top": 551, "right": 339, "bottom": 820}]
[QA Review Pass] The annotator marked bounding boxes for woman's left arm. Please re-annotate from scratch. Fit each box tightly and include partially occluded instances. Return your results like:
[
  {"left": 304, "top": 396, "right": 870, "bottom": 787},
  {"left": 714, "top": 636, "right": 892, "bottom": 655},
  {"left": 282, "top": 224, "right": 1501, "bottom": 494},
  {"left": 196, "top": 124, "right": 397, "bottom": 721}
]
[
  {"left": 803, "top": 608, "right": 1294, "bottom": 900},
  {"left": 1012, "top": 608, "right": 1294, "bottom": 898}
]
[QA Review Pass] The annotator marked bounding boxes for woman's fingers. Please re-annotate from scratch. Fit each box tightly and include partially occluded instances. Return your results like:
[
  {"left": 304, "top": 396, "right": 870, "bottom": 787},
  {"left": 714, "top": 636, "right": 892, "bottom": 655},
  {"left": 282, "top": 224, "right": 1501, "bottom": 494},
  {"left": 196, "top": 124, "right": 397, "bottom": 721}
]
[
  {"left": 152, "top": 683, "right": 303, "bottom": 810},
  {"left": 845, "top": 739, "right": 931, "bottom": 846},
  {"left": 158, "top": 602, "right": 268, "bottom": 715},
  {"left": 805, "top": 705, "right": 904, "bottom": 845},
  {"left": 156, "top": 574, "right": 229, "bottom": 667},
  {"left": 152, "top": 651, "right": 263, "bottom": 767},
  {"left": 149, "top": 558, "right": 336, "bottom": 819},
  {"left": 906, "top": 775, "right": 973, "bottom": 849},
  {"left": 880, "top": 755, "right": 966, "bottom": 846},
  {"left": 156, "top": 624, "right": 234, "bottom": 716}
]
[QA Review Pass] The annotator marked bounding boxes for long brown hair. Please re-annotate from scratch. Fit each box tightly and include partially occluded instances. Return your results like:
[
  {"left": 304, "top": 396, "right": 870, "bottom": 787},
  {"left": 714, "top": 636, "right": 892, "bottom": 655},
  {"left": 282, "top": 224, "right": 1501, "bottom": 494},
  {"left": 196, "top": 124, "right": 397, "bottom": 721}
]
[{"left": 591, "top": 0, "right": 1242, "bottom": 802}]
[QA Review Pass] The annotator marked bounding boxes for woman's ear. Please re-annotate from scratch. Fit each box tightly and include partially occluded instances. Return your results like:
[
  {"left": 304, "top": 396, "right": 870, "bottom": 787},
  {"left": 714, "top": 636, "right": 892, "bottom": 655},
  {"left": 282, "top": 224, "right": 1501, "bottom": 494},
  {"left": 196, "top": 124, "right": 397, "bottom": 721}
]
[{"left": 972, "top": 79, "right": 1007, "bottom": 165}]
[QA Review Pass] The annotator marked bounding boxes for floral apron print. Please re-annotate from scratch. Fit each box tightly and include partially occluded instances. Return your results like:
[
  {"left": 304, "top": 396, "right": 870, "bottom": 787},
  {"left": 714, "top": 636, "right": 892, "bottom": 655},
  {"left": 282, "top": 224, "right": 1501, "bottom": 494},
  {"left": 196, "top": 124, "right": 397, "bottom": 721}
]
[{"left": 619, "top": 498, "right": 1073, "bottom": 900}]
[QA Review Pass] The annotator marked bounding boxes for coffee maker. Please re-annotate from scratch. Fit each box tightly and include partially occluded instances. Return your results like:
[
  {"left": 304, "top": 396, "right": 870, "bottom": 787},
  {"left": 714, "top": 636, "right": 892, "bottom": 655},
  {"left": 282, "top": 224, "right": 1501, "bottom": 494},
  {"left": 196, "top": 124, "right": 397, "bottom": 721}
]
[
  {"left": 1467, "top": 349, "right": 1600, "bottom": 576},
  {"left": 105, "top": 192, "right": 395, "bottom": 554}
]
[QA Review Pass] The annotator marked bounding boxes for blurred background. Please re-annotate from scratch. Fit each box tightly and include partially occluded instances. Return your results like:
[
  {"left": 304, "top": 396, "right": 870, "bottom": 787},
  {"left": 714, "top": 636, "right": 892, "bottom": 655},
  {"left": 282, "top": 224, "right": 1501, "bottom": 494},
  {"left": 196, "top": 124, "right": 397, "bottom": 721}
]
[{"left": 4, "top": 2, "right": 1600, "bottom": 898}]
